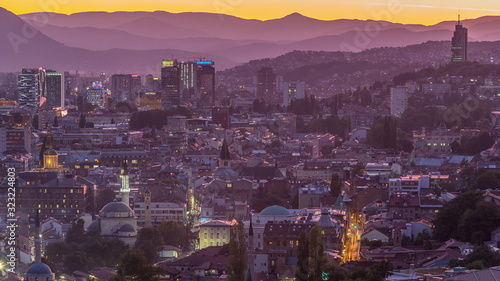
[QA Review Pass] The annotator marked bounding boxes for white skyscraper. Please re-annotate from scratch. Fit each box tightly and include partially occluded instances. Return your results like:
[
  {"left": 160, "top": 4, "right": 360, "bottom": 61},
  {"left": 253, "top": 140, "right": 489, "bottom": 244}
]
[
  {"left": 282, "top": 81, "right": 306, "bottom": 107},
  {"left": 390, "top": 87, "right": 408, "bottom": 117}
]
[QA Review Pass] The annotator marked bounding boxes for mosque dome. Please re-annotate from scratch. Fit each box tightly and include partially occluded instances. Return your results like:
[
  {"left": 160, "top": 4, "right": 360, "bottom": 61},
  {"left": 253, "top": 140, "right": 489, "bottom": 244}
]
[
  {"left": 26, "top": 262, "right": 53, "bottom": 276},
  {"left": 87, "top": 220, "right": 101, "bottom": 233},
  {"left": 260, "top": 205, "right": 291, "bottom": 216},
  {"left": 100, "top": 202, "right": 134, "bottom": 218}
]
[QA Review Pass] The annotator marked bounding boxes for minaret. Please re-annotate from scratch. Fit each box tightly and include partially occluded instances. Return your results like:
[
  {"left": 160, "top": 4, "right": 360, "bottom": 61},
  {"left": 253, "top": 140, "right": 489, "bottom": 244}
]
[
  {"left": 120, "top": 161, "right": 130, "bottom": 207},
  {"left": 247, "top": 214, "right": 255, "bottom": 281},
  {"left": 34, "top": 209, "right": 41, "bottom": 263},
  {"left": 144, "top": 189, "right": 152, "bottom": 228}
]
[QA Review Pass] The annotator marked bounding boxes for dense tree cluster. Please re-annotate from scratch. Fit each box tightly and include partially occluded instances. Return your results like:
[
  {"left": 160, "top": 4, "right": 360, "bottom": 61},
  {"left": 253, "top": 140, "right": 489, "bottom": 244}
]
[
  {"left": 433, "top": 191, "right": 500, "bottom": 244},
  {"left": 451, "top": 132, "right": 495, "bottom": 156},
  {"left": 44, "top": 220, "right": 127, "bottom": 274},
  {"left": 450, "top": 244, "right": 500, "bottom": 270},
  {"left": 112, "top": 249, "right": 165, "bottom": 281},
  {"left": 366, "top": 116, "right": 398, "bottom": 149},
  {"left": 226, "top": 223, "right": 247, "bottom": 281},
  {"left": 129, "top": 107, "right": 192, "bottom": 130},
  {"left": 94, "top": 188, "right": 116, "bottom": 212}
]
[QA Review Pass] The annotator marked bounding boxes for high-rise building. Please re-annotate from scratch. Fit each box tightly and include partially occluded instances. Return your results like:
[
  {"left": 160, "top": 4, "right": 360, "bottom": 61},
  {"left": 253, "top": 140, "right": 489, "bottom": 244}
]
[
  {"left": 45, "top": 71, "right": 64, "bottom": 108},
  {"left": 0, "top": 126, "right": 32, "bottom": 154},
  {"left": 161, "top": 60, "right": 181, "bottom": 109},
  {"left": 451, "top": 15, "right": 468, "bottom": 63},
  {"left": 111, "top": 74, "right": 132, "bottom": 101},
  {"left": 390, "top": 87, "right": 408, "bottom": 117},
  {"left": 196, "top": 61, "right": 215, "bottom": 107},
  {"left": 212, "top": 107, "right": 230, "bottom": 129},
  {"left": 18, "top": 68, "right": 46, "bottom": 110},
  {"left": 131, "top": 74, "right": 142, "bottom": 92},
  {"left": 86, "top": 81, "right": 108, "bottom": 108},
  {"left": 282, "top": 81, "right": 306, "bottom": 106},
  {"left": 180, "top": 61, "right": 197, "bottom": 103},
  {"left": 256, "top": 67, "right": 277, "bottom": 103}
]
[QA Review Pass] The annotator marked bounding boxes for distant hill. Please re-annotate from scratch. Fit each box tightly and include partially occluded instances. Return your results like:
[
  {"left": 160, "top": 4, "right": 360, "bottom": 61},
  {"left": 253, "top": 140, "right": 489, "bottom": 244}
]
[
  {"left": 15, "top": 10, "right": 500, "bottom": 64},
  {"left": 217, "top": 40, "right": 500, "bottom": 97},
  {"left": 0, "top": 8, "right": 235, "bottom": 73}
]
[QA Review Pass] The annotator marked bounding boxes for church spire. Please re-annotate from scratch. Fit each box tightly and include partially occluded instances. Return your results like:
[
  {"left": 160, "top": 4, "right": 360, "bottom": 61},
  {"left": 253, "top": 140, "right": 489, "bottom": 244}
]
[{"left": 220, "top": 138, "right": 231, "bottom": 160}]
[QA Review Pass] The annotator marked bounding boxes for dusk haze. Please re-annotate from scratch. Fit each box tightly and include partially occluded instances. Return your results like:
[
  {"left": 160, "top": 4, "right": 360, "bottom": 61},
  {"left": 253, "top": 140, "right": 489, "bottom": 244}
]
[{"left": 1, "top": 1, "right": 500, "bottom": 281}]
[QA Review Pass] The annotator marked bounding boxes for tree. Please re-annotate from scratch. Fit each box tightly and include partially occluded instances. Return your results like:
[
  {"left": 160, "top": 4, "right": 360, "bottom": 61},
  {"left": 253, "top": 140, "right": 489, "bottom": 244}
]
[
  {"left": 296, "top": 231, "right": 309, "bottom": 281},
  {"left": 78, "top": 113, "right": 86, "bottom": 128},
  {"left": 134, "top": 227, "right": 164, "bottom": 263},
  {"left": 95, "top": 189, "right": 116, "bottom": 212},
  {"left": 465, "top": 244, "right": 500, "bottom": 269},
  {"left": 329, "top": 173, "right": 342, "bottom": 198},
  {"left": 226, "top": 223, "right": 247, "bottom": 281},
  {"left": 32, "top": 114, "right": 39, "bottom": 129},
  {"left": 433, "top": 191, "right": 483, "bottom": 241},
  {"left": 53, "top": 116, "right": 59, "bottom": 127},
  {"left": 111, "top": 118, "right": 115, "bottom": 124},
  {"left": 321, "top": 144, "right": 335, "bottom": 156},
  {"left": 66, "top": 219, "right": 86, "bottom": 244},
  {"left": 321, "top": 262, "right": 349, "bottom": 281},
  {"left": 433, "top": 191, "right": 500, "bottom": 243},
  {"left": 44, "top": 242, "right": 69, "bottom": 264},
  {"left": 115, "top": 249, "right": 165, "bottom": 281},
  {"left": 472, "top": 171, "right": 500, "bottom": 190},
  {"left": 269, "top": 140, "right": 283, "bottom": 148},
  {"left": 309, "top": 225, "right": 327, "bottom": 281},
  {"left": 252, "top": 193, "right": 285, "bottom": 212},
  {"left": 64, "top": 251, "right": 90, "bottom": 273},
  {"left": 159, "top": 221, "right": 186, "bottom": 249}
]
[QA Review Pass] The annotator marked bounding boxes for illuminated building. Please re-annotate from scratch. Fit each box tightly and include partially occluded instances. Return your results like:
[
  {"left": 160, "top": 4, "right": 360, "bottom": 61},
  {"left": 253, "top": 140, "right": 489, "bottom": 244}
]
[
  {"left": 136, "top": 92, "right": 162, "bottom": 110},
  {"left": 180, "top": 61, "right": 197, "bottom": 103},
  {"left": 18, "top": 68, "right": 46, "bottom": 110},
  {"left": 5, "top": 172, "right": 96, "bottom": 222},
  {"left": 390, "top": 87, "right": 408, "bottom": 117},
  {"left": 111, "top": 74, "right": 132, "bottom": 100},
  {"left": 161, "top": 60, "right": 181, "bottom": 109},
  {"left": 131, "top": 74, "right": 142, "bottom": 92},
  {"left": 282, "top": 81, "right": 305, "bottom": 106},
  {"left": 196, "top": 60, "right": 215, "bottom": 107},
  {"left": 165, "top": 116, "right": 188, "bottom": 154},
  {"left": 451, "top": 15, "right": 468, "bottom": 62},
  {"left": 199, "top": 219, "right": 237, "bottom": 248},
  {"left": 45, "top": 71, "right": 64, "bottom": 108},
  {"left": 212, "top": 107, "right": 230, "bottom": 129},
  {"left": 86, "top": 81, "right": 108, "bottom": 108},
  {"left": 0, "top": 125, "right": 32, "bottom": 154},
  {"left": 0, "top": 100, "right": 18, "bottom": 114},
  {"left": 256, "top": 67, "right": 277, "bottom": 104}
]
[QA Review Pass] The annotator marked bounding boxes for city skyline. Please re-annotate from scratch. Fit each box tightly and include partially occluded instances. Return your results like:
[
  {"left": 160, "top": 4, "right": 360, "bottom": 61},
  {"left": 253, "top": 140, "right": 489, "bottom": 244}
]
[{"left": 5, "top": 0, "right": 500, "bottom": 25}]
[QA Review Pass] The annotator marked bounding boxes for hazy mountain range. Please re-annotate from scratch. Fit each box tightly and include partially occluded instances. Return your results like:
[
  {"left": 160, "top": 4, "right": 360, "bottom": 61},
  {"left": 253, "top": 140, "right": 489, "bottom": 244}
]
[{"left": 2, "top": 6, "right": 500, "bottom": 73}]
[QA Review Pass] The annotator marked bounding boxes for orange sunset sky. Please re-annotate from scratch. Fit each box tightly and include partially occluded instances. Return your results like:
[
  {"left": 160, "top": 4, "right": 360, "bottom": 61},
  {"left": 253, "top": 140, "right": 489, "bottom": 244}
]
[{"left": 3, "top": 0, "right": 500, "bottom": 25}]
